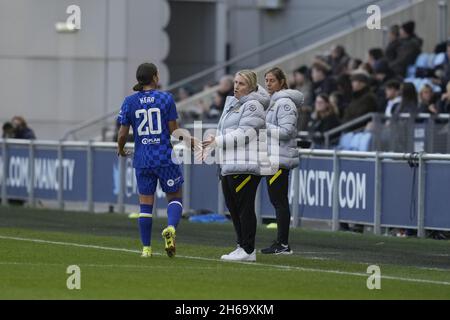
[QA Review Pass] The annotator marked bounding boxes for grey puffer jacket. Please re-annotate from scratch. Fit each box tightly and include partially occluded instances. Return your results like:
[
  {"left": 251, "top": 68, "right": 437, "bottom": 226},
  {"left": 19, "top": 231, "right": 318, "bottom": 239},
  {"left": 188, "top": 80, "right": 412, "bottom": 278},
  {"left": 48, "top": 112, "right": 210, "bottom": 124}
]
[
  {"left": 265, "top": 89, "right": 303, "bottom": 171},
  {"left": 215, "top": 86, "right": 270, "bottom": 176}
]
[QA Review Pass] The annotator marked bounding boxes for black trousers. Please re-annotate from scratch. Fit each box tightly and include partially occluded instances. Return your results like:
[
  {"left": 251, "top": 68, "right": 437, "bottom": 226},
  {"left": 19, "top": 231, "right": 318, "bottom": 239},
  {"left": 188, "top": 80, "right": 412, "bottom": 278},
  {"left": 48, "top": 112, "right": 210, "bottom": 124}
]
[
  {"left": 266, "top": 168, "right": 291, "bottom": 245},
  {"left": 221, "top": 174, "right": 261, "bottom": 254}
]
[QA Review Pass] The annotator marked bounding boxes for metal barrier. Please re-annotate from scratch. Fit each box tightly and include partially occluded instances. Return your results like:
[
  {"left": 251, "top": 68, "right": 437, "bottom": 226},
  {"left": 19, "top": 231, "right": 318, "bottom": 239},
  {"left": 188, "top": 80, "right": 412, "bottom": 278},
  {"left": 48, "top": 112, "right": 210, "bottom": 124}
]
[{"left": 1, "top": 139, "right": 450, "bottom": 236}]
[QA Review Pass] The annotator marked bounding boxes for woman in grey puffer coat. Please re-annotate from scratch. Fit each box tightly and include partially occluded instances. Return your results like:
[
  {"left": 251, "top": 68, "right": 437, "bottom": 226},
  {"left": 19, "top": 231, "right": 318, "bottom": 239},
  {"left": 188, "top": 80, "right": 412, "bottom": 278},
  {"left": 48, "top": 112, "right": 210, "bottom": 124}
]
[
  {"left": 261, "top": 67, "right": 303, "bottom": 255},
  {"left": 203, "top": 70, "right": 270, "bottom": 262}
]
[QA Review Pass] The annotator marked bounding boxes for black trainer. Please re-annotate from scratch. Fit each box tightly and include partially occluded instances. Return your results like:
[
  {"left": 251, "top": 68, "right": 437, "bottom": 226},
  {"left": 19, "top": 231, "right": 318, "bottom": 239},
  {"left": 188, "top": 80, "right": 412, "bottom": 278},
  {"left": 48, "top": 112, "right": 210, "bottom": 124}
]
[{"left": 260, "top": 241, "right": 293, "bottom": 255}]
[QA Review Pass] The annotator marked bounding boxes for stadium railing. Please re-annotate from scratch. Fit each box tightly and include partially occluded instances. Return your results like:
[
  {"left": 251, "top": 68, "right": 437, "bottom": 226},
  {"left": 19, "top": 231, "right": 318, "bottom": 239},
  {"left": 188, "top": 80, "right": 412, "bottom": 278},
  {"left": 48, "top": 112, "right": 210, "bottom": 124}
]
[{"left": 1, "top": 138, "right": 450, "bottom": 236}]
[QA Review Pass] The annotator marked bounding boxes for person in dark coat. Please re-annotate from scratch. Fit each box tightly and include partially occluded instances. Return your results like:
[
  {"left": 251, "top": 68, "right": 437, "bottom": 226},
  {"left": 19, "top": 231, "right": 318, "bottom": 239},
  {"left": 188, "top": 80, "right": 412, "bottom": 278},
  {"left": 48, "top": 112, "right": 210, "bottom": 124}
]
[
  {"left": 328, "top": 45, "right": 350, "bottom": 76},
  {"left": 418, "top": 84, "right": 438, "bottom": 114},
  {"left": 11, "top": 116, "right": 36, "bottom": 140},
  {"left": 385, "top": 25, "right": 401, "bottom": 62},
  {"left": 395, "top": 82, "right": 418, "bottom": 115},
  {"left": 311, "top": 61, "right": 336, "bottom": 102},
  {"left": 307, "top": 93, "right": 341, "bottom": 145},
  {"left": 2, "top": 122, "right": 15, "bottom": 138},
  {"left": 373, "top": 59, "right": 396, "bottom": 112},
  {"left": 342, "top": 72, "right": 378, "bottom": 124},
  {"left": 438, "top": 81, "right": 450, "bottom": 114},
  {"left": 389, "top": 21, "right": 422, "bottom": 77}
]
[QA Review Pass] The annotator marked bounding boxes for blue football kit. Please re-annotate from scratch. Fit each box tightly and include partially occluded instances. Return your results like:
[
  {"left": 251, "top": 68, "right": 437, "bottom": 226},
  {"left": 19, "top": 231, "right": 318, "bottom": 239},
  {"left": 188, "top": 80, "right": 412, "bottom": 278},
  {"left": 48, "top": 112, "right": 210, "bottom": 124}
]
[{"left": 118, "top": 90, "right": 184, "bottom": 195}]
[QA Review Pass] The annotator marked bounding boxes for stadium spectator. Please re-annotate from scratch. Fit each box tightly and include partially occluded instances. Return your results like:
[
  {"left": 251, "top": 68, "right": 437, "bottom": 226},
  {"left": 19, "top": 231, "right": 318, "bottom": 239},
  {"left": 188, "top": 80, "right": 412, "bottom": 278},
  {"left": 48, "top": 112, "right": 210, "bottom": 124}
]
[
  {"left": 374, "top": 59, "right": 396, "bottom": 111},
  {"left": 330, "top": 91, "right": 345, "bottom": 118},
  {"left": 367, "top": 48, "right": 384, "bottom": 69},
  {"left": 206, "top": 91, "right": 225, "bottom": 120},
  {"left": 418, "top": 84, "right": 438, "bottom": 114},
  {"left": 261, "top": 67, "right": 302, "bottom": 255},
  {"left": 203, "top": 69, "right": 268, "bottom": 262},
  {"left": 384, "top": 79, "right": 402, "bottom": 117},
  {"left": 334, "top": 74, "right": 352, "bottom": 117},
  {"left": 327, "top": 45, "right": 350, "bottom": 76},
  {"left": 358, "top": 62, "right": 375, "bottom": 76},
  {"left": 307, "top": 93, "right": 341, "bottom": 145},
  {"left": 11, "top": 116, "right": 36, "bottom": 140},
  {"left": 217, "top": 75, "right": 234, "bottom": 108},
  {"left": 311, "top": 61, "right": 336, "bottom": 102},
  {"left": 347, "top": 58, "right": 363, "bottom": 72},
  {"left": 290, "top": 66, "right": 313, "bottom": 131},
  {"left": 385, "top": 25, "right": 401, "bottom": 62},
  {"left": 395, "top": 82, "right": 418, "bottom": 114},
  {"left": 432, "top": 40, "right": 450, "bottom": 92},
  {"left": 437, "top": 81, "right": 450, "bottom": 113},
  {"left": 177, "top": 86, "right": 192, "bottom": 101},
  {"left": 342, "top": 71, "right": 378, "bottom": 123},
  {"left": 389, "top": 21, "right": 422, "bottom": 77},
  {"left": 2, "top": 122, "right": 15, "bottom": 138},
  {"left": 290, "top": 66, "right": 313, "bottom": 107}
]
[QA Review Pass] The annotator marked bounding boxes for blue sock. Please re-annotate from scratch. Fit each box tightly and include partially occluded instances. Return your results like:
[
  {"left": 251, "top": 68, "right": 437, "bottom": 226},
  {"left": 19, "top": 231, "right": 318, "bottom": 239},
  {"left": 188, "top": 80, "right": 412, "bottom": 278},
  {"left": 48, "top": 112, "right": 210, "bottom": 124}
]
[
  {"left": 139, "top": 204, "right": 153, "bottom": 246},
  {"left": 167, "top": 198, "right": 183, "bottom": 228}
]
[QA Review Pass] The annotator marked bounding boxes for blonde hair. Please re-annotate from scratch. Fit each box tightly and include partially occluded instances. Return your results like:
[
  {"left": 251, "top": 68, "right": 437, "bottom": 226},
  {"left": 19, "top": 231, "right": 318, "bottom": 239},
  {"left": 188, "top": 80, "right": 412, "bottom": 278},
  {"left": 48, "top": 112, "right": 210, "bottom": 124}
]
[{"left": 236, "top": 69, "right": 258, "bottom": 92}]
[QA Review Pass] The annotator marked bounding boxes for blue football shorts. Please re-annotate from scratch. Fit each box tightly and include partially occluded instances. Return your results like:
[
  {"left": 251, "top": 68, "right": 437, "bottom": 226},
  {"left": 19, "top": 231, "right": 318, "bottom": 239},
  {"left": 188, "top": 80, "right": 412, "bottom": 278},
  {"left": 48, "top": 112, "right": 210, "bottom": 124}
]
[{"left": 135, "top": 164, "right": 184, "bottom": 195}]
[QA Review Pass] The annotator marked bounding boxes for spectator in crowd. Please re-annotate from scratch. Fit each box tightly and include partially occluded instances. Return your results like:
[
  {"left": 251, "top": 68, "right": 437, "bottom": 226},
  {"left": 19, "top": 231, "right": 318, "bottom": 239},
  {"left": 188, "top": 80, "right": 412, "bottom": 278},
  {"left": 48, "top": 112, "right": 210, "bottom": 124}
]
[
  {"left": 329, "top": 91, "right": 343, "bottom": 118},
  {"left": 384, "top": 79, "right": 402, "bottom": 117},
  {"left": 389, "top": 21, "right": 422, "bottom": 77},
  {"left": 290, "top": 66, "right": 313, "bottom": 107},
  {"left": 206, "top": 91, "right": 225, "bottom": 120},
  {"left": 438, "top": 81, "right": 450, "bottom": 113},
  {"left": 311, "top": 61, "right": 336, "bottom": 102},
  {"left": 395, "top": 82, "right": 418, "bottom": 114},
  {"left": 11, "top": 116, "right": 35, "bottom": 140},
  {"left": 358, "top": 62, "right": 374, "bottom": 76},
  {"left": 2, "top": 122, "right": 15, "bottom": 138},
  {"left": 334, "top": 74, "right": 352, "bottom": 116},
  {"left": 290, "top": 66, "right": 313, "bottom": 131},
  {"left": 217, "top": 75, "right": 234, "bottom": 107},
  {"left": 433, "top": 40, "right": 450, "bottom": 92},
  {"left": 347, "top": 58, "right": 363, "bottom": 73},
  {"left": 327, "top": 45, "right": 350, "bottom": 76},
  {"left": 177, "top": 86, "right": 192, "bottom": 101},
  {"left": 307, "top": 93, "right": 341, "bottom": 145},
  {"left": 385, "top": 25, "right": 401, "bottom": 62},
  {"left": 367, "top": 48, "right": 384, "bottom": 69},
  {"left": 342, "top": 71, "right": 378, "bottom": 123},
  {"left": 373, "top": 59, "right": 396, "bottom": 111},
  {"left": 418, "top": 84, "right": 438, "bottom": 114}
]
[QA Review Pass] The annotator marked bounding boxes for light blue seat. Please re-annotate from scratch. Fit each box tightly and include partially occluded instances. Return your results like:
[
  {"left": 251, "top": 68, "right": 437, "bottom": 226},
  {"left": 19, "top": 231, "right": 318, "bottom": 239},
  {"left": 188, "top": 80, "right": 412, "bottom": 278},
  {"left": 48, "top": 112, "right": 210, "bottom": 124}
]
[
  {"left": 357, "top": 132, "right": 372, "bottom": 151},
  {"left": 337, "top": 132, "right": 354, "bottom": 150}
]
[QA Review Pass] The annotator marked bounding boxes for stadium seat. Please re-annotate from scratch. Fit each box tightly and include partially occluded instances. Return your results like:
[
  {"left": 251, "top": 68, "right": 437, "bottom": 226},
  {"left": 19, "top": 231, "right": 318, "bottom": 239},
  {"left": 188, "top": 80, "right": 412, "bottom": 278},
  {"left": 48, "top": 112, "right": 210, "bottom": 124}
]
[
  {"left": 337, "top": 132, "right": 354, "bottom": 150},
  {"left": 357, "top": 132, "right": 372, "bottom": 151},
  {"left": 336, "top": 132, "right": 372, "bottom": 151}
]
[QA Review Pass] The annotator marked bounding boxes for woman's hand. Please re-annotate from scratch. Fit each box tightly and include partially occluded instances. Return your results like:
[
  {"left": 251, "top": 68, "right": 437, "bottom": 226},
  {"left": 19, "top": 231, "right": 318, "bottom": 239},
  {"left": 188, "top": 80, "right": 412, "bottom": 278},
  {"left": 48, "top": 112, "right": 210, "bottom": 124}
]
[
  {"left": 428, "top": 104, "right": 438, "bottom": 114},
  {"left": 118, "top": 149, "right": 132, "bottom": 157},
  {"left": 202, "top": 135, "right": 216, "bottom": 148},
  {"left": 201, "top": 135, "right": 216, "bottom": 161}
]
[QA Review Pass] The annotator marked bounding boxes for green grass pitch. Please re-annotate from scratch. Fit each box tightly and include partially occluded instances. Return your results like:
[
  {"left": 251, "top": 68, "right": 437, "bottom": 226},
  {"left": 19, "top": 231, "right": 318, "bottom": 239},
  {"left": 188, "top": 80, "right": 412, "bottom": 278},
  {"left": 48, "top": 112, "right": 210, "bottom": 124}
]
[{"left": 0, "top": 206, "right": 449, "bottom": 299}]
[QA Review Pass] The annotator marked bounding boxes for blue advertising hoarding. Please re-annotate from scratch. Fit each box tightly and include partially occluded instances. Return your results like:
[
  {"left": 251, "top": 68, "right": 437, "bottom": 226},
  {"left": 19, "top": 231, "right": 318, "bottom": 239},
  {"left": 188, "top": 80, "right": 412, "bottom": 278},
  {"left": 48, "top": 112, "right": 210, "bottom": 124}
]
[
  {"left": 381, "top": 161, "right": 418, "bottom": 228},
  {"left": 1, "top": 140, "right": 450, "bottom": 232},
  {"left": 424, "top": 161, "right": 450, "bottom": 229}
]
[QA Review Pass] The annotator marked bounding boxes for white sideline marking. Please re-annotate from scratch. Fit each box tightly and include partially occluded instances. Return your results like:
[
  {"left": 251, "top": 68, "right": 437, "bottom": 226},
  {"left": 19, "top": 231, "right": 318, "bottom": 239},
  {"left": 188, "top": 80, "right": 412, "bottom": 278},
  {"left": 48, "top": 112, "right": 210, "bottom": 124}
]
[{"left": 1, "top": 235, "right": 450, "bottom": 287}]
